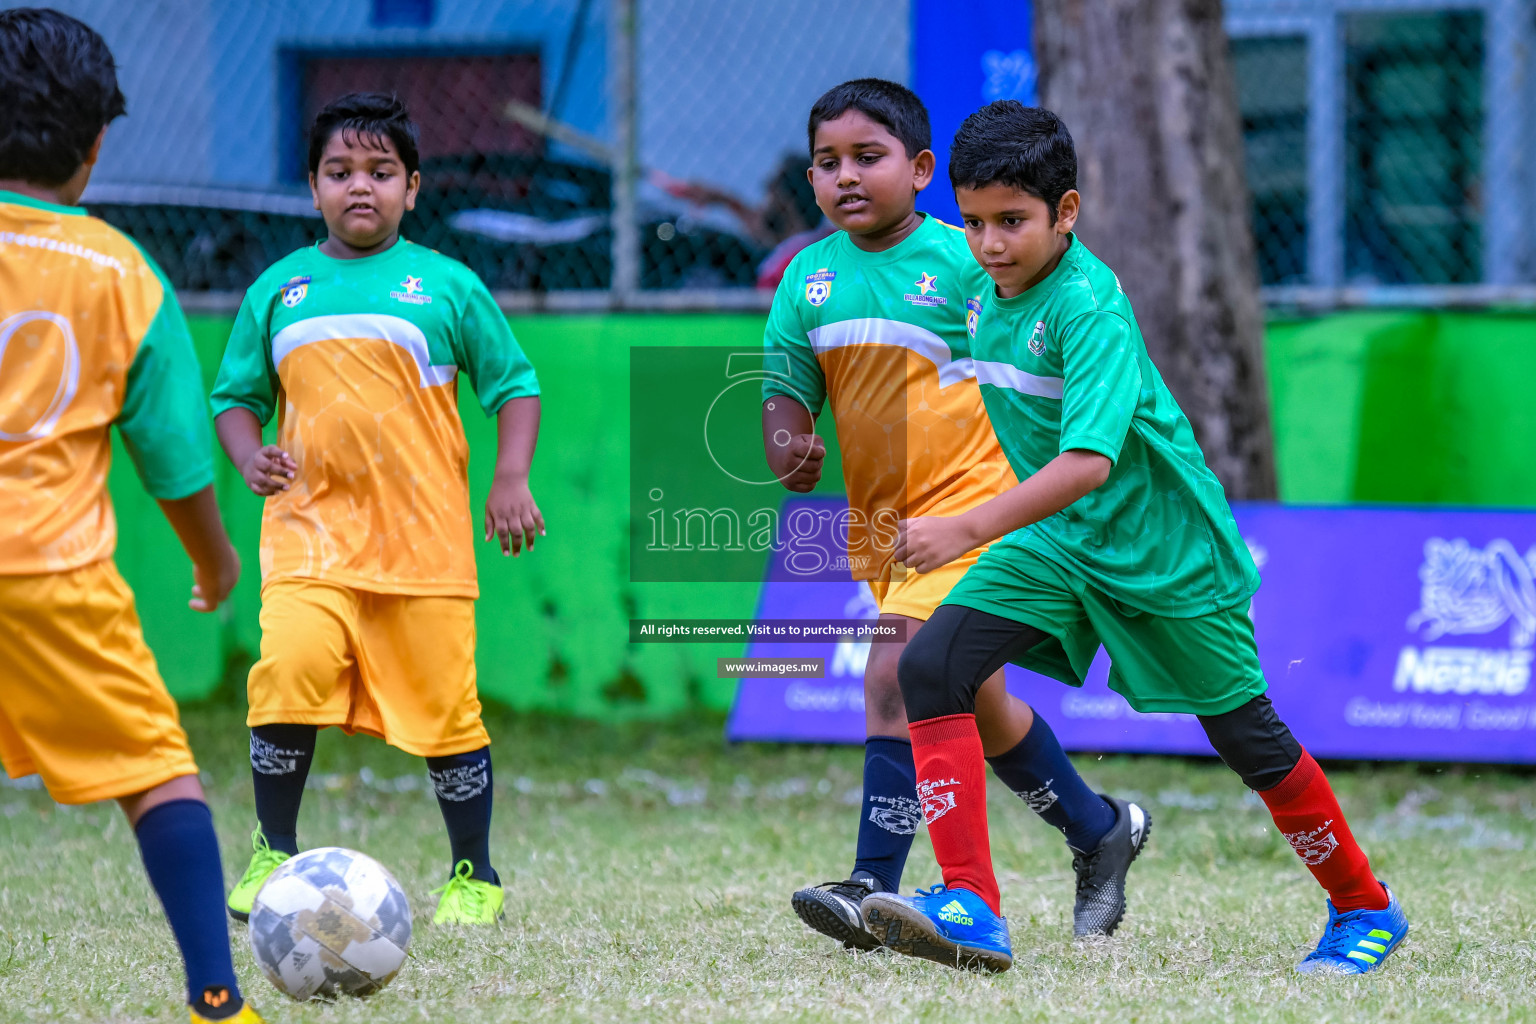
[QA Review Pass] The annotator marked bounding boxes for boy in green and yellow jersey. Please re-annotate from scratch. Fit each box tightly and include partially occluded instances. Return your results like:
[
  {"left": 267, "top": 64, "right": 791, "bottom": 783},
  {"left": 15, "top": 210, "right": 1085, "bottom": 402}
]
[
  {"left": 765, "top": 81, "right": 1145, "bottom": 958},
  {"left": 211, "top": 93, "right": 543, "bottom": 927},
  {"left": 0, "top": 9, "right": 261, "bottom": 1021}
]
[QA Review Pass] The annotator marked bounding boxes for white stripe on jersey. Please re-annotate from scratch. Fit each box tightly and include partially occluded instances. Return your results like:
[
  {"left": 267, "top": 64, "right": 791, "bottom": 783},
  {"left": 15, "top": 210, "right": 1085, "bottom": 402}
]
[
  {"left": 805, "top": 317, "right": 976, "bottom": 388},
  {"left": 973, "top": 359, "right": 1064, "bottom": 400},
  {"left": 271, "top": 313, "right": 457, "bottom": 388}
]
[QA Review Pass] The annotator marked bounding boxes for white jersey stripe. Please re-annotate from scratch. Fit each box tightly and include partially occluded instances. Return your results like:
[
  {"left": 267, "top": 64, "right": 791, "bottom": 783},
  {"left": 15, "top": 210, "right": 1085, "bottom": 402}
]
[
  {"left": 270, "top": 313, "right": 458, "bottom": 388},
  {"left": 973, "top": 359, "right": 1064, "bottom": 400},
  {"left": 805, "top": 317, "right": 976, "bottom": 387}
]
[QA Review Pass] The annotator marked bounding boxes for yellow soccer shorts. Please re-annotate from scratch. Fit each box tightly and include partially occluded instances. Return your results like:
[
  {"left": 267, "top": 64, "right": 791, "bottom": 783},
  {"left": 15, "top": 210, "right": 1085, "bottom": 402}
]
[
  {"left": 247, "top": 578, "right": 489, "bottom": 757},
  {"left": 0, "top": 560, "right": 199, "bottom": 804},
  {"left": 867, "top": 546, "right": 987, "bottom": 623}
]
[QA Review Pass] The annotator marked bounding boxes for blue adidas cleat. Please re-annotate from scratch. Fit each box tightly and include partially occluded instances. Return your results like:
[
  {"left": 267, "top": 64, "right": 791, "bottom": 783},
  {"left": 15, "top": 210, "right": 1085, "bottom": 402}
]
[
  {"left": 1297, "top": 882, "right": 1409, "bottom": 975},
  {"left": 860, "top": 884, "right": 1012, "bottom": 973}
]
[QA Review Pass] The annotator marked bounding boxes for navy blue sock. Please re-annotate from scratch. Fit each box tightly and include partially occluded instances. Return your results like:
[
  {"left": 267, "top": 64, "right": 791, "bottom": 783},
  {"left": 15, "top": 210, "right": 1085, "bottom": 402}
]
[
  {"left": 133, "top": 799, "right": 243, "bottom": 1014},
  {"left": 427, "top": 746, "right": 498, "bottom": 883},
  {"left": 250, "top": 723, "right": 317, "bottom": 855},
  {"left": 851, "top": 736, "right": 920, "bottom": 892},
  {"left": 986, "top": 714, "right": 1116, "bottom": 851}
]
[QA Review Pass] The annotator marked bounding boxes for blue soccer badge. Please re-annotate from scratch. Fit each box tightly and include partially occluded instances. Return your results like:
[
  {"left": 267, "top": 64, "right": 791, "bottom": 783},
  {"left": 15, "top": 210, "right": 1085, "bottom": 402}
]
[
  {"left": 280, "top": 275, "right": 311, "bottom": 308},
  {"left": 965, "top": 297, "right": 982, "bottom": 339},
  {"left": 804, "top": 268, "right": 836, "bottom": 307}
]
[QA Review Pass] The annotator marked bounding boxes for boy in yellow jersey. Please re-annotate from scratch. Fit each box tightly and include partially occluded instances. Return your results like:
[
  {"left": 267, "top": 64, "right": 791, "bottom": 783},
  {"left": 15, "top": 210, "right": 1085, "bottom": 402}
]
[
  {"left": 0, "top": 10, "right": 262, "bottom": 1022},
  {"left": 766, "top": 81, "right": 1146, "bottom": 958},
  {"left": 211, "top": 94, "right": 543, "bottom": 927}
]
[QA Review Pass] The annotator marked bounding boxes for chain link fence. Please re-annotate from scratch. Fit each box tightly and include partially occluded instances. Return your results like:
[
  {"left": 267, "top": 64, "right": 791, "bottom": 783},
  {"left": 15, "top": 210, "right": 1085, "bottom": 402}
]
[
  {"left": 26, "top": 0, "right": 1536, "bottom": 307},
  {"left": 1230, "top": 0, "right": 1533, "bottom": 304}
]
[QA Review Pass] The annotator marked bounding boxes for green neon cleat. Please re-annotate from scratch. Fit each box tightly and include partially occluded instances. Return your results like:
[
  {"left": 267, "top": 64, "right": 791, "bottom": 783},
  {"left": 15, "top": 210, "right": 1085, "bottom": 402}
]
[
  {"left": 226, "top": 828, "right": 290, "bottom": 923},
  {"left": 431, "top": 859, "right": 505, "bottom": 925}
]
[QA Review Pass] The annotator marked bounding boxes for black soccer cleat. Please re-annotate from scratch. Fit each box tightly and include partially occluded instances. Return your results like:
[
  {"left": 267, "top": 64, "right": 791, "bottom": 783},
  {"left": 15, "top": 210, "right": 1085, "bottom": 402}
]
[
  {"left": 1069, "top": 794, "right": 1151, "bottom": 937},
  {"left": 791, "top": 874, "right": 883, "bottom": 951}
]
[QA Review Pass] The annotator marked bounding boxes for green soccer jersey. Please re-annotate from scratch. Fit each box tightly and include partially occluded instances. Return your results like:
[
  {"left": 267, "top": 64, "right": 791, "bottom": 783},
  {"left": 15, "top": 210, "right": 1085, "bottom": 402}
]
[
  {"left": 762, "top": 215, "right": 1017, "bottom": 575},
  {"left": 970, "top": 235, "right": 1258, "bottom": 617},
  {"left": 211, "top": 239, "right": 538, "bottom": 596}
]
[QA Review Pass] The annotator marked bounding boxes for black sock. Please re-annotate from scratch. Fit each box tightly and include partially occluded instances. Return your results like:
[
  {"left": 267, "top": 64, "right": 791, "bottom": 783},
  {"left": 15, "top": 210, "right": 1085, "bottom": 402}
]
[
  {"left": 427, "top": 746, "right": 497, "bottom": 883},
  {"left": 133, "top": 799, "right": 243, "bottom": 1015},
  {"left": 851, "top": 736, "right": 920, "bottom": 892},
  {"left": 250, "top": 724, "right": 317, "bottom": 855},
  {"left": 986, "top": 714, "right": 1116, "bottom": 851}
]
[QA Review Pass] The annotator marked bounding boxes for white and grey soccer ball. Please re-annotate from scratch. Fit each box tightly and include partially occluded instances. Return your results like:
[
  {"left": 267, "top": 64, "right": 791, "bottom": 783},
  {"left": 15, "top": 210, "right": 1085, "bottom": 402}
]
[{"left": 248, "top": 847, "right": 412, "bottom": 1000}]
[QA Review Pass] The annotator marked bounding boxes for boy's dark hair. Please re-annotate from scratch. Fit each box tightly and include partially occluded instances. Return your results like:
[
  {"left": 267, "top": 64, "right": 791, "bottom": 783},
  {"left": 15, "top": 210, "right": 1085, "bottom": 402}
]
[
  {"left": 307, "top": 92, "right": 420, "bottom": 177},
  {"left": 0, "top": 8, "right": 126, "bottom": 186},
  {"left": 807, "top": 78, "right": 930, "bottom": 159},
  {"left": 949, "top": 101, "right": 1077, "bottom": 221}
]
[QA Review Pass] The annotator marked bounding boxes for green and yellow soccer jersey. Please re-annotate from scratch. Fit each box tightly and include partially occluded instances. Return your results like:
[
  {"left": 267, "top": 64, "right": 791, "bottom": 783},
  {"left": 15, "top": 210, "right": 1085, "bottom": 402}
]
[
  {"left": 0, "top": 191, "right": 213, "bottom": 575},
  {"left": 210, "top": 240, "right": 538, "bottom": 598},
  {"left": 971, "top": 235, "right": 1259, "bottom": 616},
  {"left": 763, "top": 215, "right": 1017, "bottom": 577}
]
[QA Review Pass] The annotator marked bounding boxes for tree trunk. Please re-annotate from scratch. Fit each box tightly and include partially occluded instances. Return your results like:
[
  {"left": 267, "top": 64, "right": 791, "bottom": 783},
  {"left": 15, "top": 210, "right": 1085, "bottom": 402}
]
[{"left": 1034, "top": 0, "right": 1278, "bottom": 499}]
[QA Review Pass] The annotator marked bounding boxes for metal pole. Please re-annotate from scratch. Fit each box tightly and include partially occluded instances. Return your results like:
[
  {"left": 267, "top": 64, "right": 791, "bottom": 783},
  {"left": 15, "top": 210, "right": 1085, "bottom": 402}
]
[
  {"left": 1307, "top": 7, "right": 1345, "bottom": 288},
  {"left": 1484, "top": 0, "right": 1527, "bottom": 284},
  {"left": 610, "top": 0, "right": 640, "bottom": 302}
]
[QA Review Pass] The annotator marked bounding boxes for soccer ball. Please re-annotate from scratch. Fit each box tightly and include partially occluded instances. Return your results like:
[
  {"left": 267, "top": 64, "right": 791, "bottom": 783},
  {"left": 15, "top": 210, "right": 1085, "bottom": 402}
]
[{"left": 248, "top": 847, "right": 412, "bottom": 1000}]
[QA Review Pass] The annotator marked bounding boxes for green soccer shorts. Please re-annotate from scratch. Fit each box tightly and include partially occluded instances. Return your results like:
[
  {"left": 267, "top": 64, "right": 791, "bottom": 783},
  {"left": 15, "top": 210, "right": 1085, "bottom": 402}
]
[{"left": 941, "top": 535, "right": 1267, "bottom": 716}]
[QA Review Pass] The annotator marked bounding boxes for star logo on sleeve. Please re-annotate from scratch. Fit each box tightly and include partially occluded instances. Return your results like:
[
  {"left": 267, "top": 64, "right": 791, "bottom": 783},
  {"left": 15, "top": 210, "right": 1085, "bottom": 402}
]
[{"left": 914, "top": 272, "right": 938, "bottom": 295}]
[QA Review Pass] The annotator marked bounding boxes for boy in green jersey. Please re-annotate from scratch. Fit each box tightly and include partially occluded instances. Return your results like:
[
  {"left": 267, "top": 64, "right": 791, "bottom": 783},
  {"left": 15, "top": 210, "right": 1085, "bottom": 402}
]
[
  {"left": 211, "top": 94, "right": 543, "bottom": 926},
  {"left": 861, "top": 101, "right": 1408, "bottom": 975},
  {"left": 765, "top": 81, "right": 1144, "bottom": 958}
]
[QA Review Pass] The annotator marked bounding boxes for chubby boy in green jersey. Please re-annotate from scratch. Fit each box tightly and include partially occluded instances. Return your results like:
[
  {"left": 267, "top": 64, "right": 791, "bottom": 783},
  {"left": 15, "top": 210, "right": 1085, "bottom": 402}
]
[{"left": 212, "top": 93, "right": 543, "bottom": 927}]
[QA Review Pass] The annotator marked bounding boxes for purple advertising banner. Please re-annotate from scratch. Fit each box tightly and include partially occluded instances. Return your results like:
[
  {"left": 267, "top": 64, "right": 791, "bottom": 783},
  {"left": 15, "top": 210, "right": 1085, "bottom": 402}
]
[{"left": 726, "top": 500, "right": 1536, "bottom": 763}]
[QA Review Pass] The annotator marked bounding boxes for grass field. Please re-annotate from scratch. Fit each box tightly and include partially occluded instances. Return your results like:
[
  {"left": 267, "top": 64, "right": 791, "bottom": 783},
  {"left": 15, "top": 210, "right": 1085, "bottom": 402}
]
[{"left": 1, "top": 703, "right": 1533, "bottom": 1024}]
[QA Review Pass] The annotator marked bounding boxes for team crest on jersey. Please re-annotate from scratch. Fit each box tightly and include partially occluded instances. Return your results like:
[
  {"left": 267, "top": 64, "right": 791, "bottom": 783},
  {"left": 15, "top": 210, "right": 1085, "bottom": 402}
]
[
  {"left": 804, "top": 268, "right": 835, "bottom": 306},
  {"left": 965, "top": 296, "right": 982, "bottom": 338},
  {"left": 1028, "top": 319, "right": 1047, "bottom": 356},
  {"left": 391, "top": 274, "right": 432, "bottom": 305},
  {"left": 279, "top": 275, "right": 310, "bottom": 308}
]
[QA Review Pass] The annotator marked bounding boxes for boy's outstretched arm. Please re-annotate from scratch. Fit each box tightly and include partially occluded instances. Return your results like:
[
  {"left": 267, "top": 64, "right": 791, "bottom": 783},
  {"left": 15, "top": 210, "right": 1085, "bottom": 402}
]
[
  {"left": 157, "top": 485, "right": 241, "bottom": 612},
  {"left": 894, "top": 450, "right": 1111, "bottom": 573},
  {"left": 215, "top": 407, "right": 296, "bottom": 495},
  {"left": 762, "top": 395, "right": 824, "bottom": 492},
  {"left": 486, "top": 395, "right": 544, "bottom": 557}
]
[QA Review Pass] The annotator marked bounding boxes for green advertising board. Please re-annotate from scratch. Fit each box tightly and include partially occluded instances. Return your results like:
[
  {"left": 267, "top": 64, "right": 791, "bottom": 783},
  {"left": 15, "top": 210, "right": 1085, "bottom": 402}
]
[{"left": 108, "top": 310, "right": 1536, "bottom": 717}]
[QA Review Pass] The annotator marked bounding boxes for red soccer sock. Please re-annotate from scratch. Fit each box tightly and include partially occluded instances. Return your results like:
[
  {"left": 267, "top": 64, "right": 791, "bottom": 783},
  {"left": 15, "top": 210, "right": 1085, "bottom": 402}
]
[
  {"left": 1258, "top": 750, "right": 1388, "bottom": 912},
  {"left": 908, "top": 714, "right": 1001, "bottom": 915}
]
